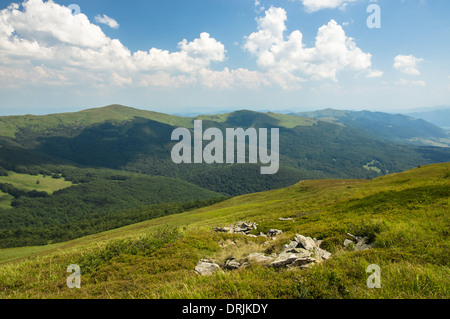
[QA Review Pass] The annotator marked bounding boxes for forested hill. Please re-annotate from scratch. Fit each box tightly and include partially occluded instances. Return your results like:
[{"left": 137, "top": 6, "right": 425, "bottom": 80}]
[
  {"left": 293, "top": 108, "right": 450, "bottom": 147},
  {"left": 1, "top": 105, "right": 450, "bottom": 197}
]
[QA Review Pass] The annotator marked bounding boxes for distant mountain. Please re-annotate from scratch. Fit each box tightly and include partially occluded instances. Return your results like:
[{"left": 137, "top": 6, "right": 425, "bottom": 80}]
[
  {"left": 292, "top": 108, "right": 450, "bottom": 147},
  {"left": 1, "top": 105, "right": 449, "bottom": 197},
  {"left": 407, "top": 108, "right": 450, "bottom": 130}
]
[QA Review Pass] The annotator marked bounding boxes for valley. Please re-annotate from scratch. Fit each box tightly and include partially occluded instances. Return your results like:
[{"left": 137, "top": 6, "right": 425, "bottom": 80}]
[
  {"left": 0, "top": 105, "right": 448, "bottom": 299},
  {"left": 0, "top": 162, "right": 448, "bottom": 298}
]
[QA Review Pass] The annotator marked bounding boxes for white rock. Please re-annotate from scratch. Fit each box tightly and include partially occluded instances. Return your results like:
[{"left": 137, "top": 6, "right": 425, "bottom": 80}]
[{"left": 195, "top": 259, "right": 223, "bottom": 276}]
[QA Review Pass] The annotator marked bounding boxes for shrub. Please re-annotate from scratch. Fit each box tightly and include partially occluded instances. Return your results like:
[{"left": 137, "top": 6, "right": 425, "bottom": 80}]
[{"left": 78, "top": 225, "right": 183, "bottom": 273}]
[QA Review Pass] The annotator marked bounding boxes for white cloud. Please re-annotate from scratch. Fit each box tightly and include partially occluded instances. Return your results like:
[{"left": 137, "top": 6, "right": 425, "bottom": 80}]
[
  {"left": 393, "top": 54, "right": 424, "bottom": 75},
  {"left": 244, "top": 6, "right": 373, "bottom": 81},
  {"left": 300, "top": 0, "right": 358, "bottom": 12},
  {"left": 0, "top": 1, "right": 378, "bottom": 92},
  {"left": 254, "top": 0, "right": 265, "bottom": 13},
  {"left": 0, "top": 0, "right": 231, "bottom": 89},
  {"left": 95, "top": 14, "right": 119, "bottom": 29},
  {"left": 395, "top": 78, "right": 426, "bottom": 86},
  {"left": 365, "top": 69, "right": 383, "bottom": 78}
]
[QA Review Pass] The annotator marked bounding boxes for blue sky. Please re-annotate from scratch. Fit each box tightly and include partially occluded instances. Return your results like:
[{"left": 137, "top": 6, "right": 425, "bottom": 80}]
[{"left": 0, "top": 0, "right": 449, "bottom": 115}]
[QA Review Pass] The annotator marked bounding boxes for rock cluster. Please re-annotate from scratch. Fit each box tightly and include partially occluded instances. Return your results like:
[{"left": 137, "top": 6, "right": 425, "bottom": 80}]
[
  {"left": 213, "top": 221, "right": 258, "bottom": 235},
  {"left": 343, "top": 233, "right": 375, "bottom": 251},
  {"left": 194, "top": 233, "right": 332, "bottom": 275},
  {"left": 213, "top": 221, "right": 283, "bottom": 239},
  {"left": 269, "top": 234, "right": 331, "bottom": 269}
]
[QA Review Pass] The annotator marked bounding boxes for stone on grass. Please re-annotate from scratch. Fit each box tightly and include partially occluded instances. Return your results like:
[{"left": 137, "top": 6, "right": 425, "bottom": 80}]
[{"left": 195, "top": 259, "right": 223, "bottom": 276}]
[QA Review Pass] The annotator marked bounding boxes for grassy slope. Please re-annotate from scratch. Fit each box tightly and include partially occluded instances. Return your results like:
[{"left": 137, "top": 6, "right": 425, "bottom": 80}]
[
  {"left": 0, "top": 105, "right": 318, "bottom": 139},
  {"left": 0, "top": 191, "right": 13, "bottom": 209},
  {"left": 0, "top": 172, "right": 72, "bottom": 194},
  {"left": 0, "top": 163, "right": 449, "bottom": 299}
]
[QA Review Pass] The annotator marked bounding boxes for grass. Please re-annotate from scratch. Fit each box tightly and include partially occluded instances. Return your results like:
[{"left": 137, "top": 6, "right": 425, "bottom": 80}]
[
  {"left": 0, "top": 171, "right": 73, "bottom": 195},
  {"left": 0, "top": 163, "right": 449, "bottom": 299},
  {"left": 0, "top": 191, "right": 14, "bottom": 209},
  {"left": 363, "top": 160, "right": 382, "bottom": 173}
]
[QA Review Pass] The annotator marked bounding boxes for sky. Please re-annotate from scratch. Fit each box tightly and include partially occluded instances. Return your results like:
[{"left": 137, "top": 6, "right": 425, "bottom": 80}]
[{"left": 0, "top": 0, "right": 449, "bottom": 115}]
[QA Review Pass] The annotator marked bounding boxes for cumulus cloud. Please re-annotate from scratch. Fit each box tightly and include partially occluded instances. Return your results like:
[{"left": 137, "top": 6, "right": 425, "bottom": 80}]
[
  {"left": 0, "top": 1, "right": 379, "bottom": 92},
  {"left": 244, "top": 6, "right": 373, "bottom": 81},
  {"left": 95, "top": 14, "right": 119, "bottom": 29},
  {"left": 0, "top": 0, "right": 230, "bottom": 89},
  {"left": 394, "top": 54, "right": 424, "bottom": 75},
  {"left": 300, "top": 0, "right": 358, "bottom": 12},
  {"left": 132, "top": 32, "right": 225, "bottom": 74}
]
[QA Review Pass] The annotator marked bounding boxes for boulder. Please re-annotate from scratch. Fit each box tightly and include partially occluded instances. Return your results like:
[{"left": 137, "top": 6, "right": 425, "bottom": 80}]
[
  {"left": 343, "top": 239, "right": 354, "bottom": 247},
  {"left": 278, "top": 217, "right": 294, "bottom": 221},
  {"left": 270, "top": 252, "right": 300, "bottom": 268},
  {"left": 270, "top": 234, "right": 332, "bottom": 269},
  {"left": 314, "top": 247, "right": 332, "bottom": 260},
  {"left": 295, "top": 234, "right": 317, "bottom": 251},
  {"left": 224, "top": 258, "right": 241, "bottom": 270},
  {"left": 288, "top": 256, "right": 318, "bottom": 268},
  {"left": 246, "top": 253, "right": 275, "bottom": 265},
  {"left": 267, "top": 229, "right": 283, "bottom": 237},
  {"left": 345, "top": 233, "right": 375, "bottom": 251},
  {"left": 214, "top": 221, "right": 258, "bottom": 235},
  {"left": 194, "top": 259, "right": 223, "bottom": 276}
]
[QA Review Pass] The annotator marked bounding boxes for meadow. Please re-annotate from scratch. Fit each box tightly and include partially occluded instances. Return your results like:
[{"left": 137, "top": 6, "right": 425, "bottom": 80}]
[{"left": 0, "top": 163, "right": 448, "bottom": 299}]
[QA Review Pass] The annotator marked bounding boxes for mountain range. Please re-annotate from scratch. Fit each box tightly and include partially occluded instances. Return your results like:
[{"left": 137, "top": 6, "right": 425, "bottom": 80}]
[{"left": 0, "top": 104, "right": 449, "bottom": 247}]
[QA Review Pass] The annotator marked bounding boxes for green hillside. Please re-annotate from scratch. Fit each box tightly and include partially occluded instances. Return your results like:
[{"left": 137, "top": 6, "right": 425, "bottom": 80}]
[
  {"left": 0, "top": 104, "right": 192, "bottom": 139},
  {"left": 2, "top": 106, "right": 448, "bottom": 198},
  {"left": 0, "top": 105, "right": 449, "bottom": 251},
  {"left": 0, "top": 163, "right": 448, "bottom": 299},
  {"left": 0, "top": 166, "right": 223, "bottom": 248},
  {"left": 0, "top": 171, "right": 72, "bottom": 194},
  {"left": 294, "top": 108, "right": 450, "bottom": 147}
]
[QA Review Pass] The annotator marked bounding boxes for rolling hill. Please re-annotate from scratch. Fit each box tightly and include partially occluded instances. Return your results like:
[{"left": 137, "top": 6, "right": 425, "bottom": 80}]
[
  {"left": 407, "top": 107, "right": 450, "bottom": 130},
  {"left": 293, "top": 108, "right": 450, "bottom": 147},
  {"left": 0, "top": 105, "right": 449, "bottom": 249},
  {"left": 0, "top": 163, "right": 448, "bottom": 299},
  {"left": 1, "top": 105, "right": 449, "bottom": 195}
]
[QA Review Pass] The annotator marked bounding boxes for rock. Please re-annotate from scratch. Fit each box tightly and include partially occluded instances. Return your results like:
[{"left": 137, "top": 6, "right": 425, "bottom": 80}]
[
  {"left": 214, "top": 221, "right": 258, "bottom": 235},
  {"left": 355, "top": 238, "right": 375, "bottom": 251},
  {"left": 288, "top": 256, "right": 318, "bottom": 268},
  {"left": 284, "top": 240, "right": 299, "bottom": 251},
  {"left": 246, "top": 253, "right": 275, "bottom": 265},
  {"left": 314, "top": 247, "right": 332, "bottom": 260},
  {"left": 278, "top": 217, "right": 294, "bottom": 221},
  {"left": 195, "top": 259, "right": 223, "bottom": 276},
  {"left": 314, "top": 239, "right": 323, "bottom": 247},
  {"left": 224, "top": 258, "right": 241, "bottom": 270},
  {"left": 343, "top": 239, "right": 354, "bottom": 247},
  {"left": 269, "top": 234, "right": 332, "bottom": 269},
  {"left": 295, "top": 234, "right": 317, "bottom": 251},
  {"left": 270, "top": 252, "right": 300, "bottom": 268},
  {"left": 259, "top": 232, "right": 268, "bottom": 237},
  {"left": 246, "top": 234, "right": 258, "bottom": 238},
  {"left": 285, "top": 247, "right": 311, "bottom": 256},
  {"left": 213, "top": 227, "right": 231, "bottom": 233},
  {"left": 267, "top": 229, "right": 283, "bottom": 237},
  {"left": 345, "top": 233, "right": 375, "bottom": 251}
]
